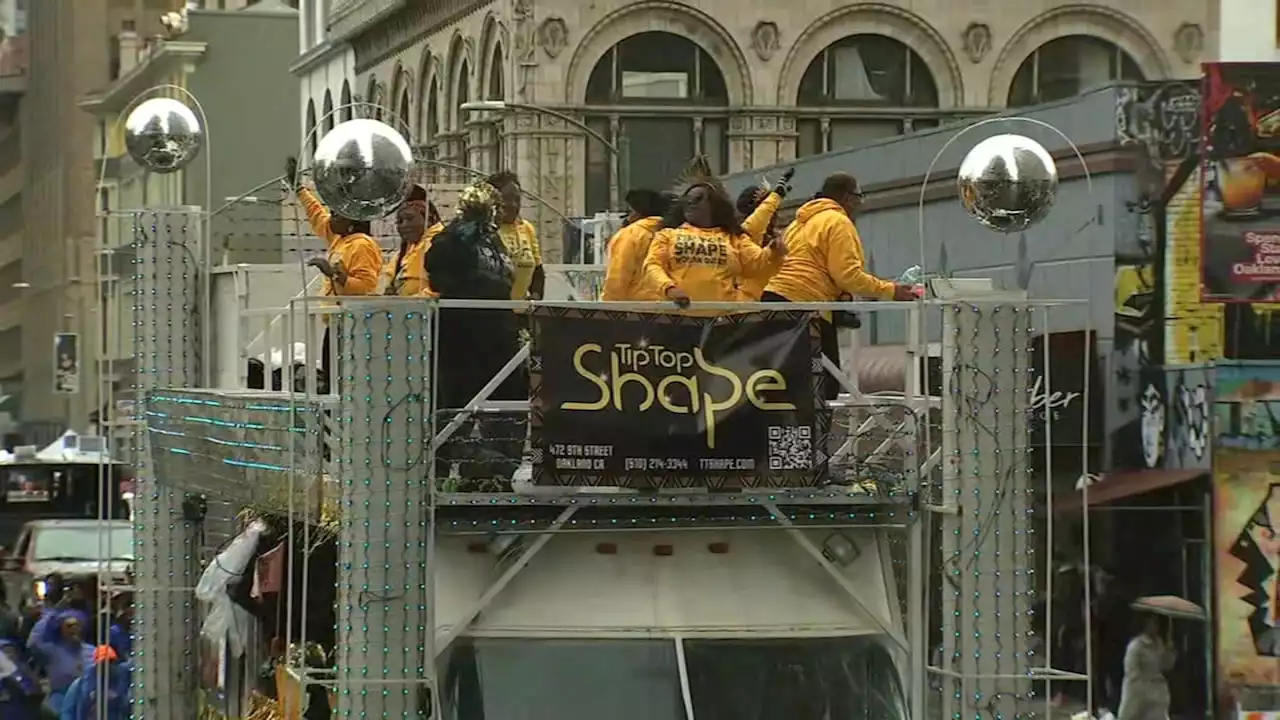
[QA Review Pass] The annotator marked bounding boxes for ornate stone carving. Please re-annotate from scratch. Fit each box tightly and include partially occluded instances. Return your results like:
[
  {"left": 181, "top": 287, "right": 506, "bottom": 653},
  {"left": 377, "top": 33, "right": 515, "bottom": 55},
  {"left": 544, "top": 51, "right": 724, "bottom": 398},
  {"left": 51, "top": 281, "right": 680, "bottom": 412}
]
[
  {"left": 513, "top": 0, "right": 536, "bottom": 62},
  {"left": 537, "top": 17, "right": 569, "bottom": 59},
  {"left": 1173, "top": 23, "right": 1203, "bottom": 64},
  {"left": 961, "top": 22, "right": 991, "bottom": 64},
  {"left": 750, "top": 21, "right": 780, "bottom": 61}
]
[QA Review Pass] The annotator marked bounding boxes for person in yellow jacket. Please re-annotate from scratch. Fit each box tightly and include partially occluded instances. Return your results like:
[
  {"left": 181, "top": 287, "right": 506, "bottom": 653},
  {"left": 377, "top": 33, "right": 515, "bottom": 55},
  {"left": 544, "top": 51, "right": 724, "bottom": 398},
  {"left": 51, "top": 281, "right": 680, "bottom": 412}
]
[
  {"left": 285, "top": 156, "right": 383, "bottom": 378},
  {"left": 601, "top": 189, "right": 672, "bottom": 301},
  {"left": 382, "top": 184, "right": 444, "bottom": 296},
  {"left": 733, "top": 176, "right": 790, "bottom": 300},
  {"left": 763, "top": 172, "right": 915, "bottom": 396},
  {"left": 488, "top": 171, "right": 545, "bottom": 300},
  {"left": 643, "top": 158, "right": 791, "bottom": 310}
]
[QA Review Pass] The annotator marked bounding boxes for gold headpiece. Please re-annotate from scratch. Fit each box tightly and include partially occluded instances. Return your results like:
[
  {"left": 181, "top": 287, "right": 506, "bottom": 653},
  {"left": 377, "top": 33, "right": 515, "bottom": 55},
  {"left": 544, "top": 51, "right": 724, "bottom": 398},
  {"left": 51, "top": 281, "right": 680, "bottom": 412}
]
[
  {"left": 673, "top": 155, "right": 726, "bottom": 197},
  {"left": 455, "top": 181, "right": 499, "bottom": 218}
]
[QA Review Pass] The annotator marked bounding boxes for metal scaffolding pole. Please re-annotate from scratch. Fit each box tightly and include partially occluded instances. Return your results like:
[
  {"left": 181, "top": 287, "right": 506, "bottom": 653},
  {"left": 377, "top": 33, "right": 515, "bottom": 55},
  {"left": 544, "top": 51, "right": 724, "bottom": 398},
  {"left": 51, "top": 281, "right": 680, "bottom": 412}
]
[
  {"left": 128, "top": 209, "right": 203, "bottom": 719},
  {"left": 333, "top": 302, "right": 434, "bottom": 718}
]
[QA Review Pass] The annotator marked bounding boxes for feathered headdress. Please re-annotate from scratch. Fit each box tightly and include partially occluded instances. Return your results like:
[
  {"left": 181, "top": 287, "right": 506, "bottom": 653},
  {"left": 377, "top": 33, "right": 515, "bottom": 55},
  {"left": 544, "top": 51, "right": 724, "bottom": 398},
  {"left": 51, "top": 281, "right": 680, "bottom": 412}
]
[{"left": 673, "top": 155, "right": 727, "bottom": 197}]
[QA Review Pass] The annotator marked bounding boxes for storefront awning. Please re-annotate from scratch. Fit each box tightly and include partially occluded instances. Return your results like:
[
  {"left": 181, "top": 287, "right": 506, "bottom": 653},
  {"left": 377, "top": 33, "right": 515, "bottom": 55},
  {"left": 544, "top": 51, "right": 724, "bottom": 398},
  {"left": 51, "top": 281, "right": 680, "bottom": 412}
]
[{"left": 1056, "top": 468, "right": 1207, "bottom": 512}]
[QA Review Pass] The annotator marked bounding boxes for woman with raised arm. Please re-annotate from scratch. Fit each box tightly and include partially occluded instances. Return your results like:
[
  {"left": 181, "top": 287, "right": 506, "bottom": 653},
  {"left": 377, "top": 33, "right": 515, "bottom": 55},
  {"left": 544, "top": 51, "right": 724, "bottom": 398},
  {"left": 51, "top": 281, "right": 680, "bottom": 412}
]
[
  {"left": 641, "top": 157, "right": 790, "bottom": 311},
  {"left": 283, "top": 157, "right": 383, "bottom": 379},
  {"left": 733, "top": 170, "right": 793, "bottom": 300}
]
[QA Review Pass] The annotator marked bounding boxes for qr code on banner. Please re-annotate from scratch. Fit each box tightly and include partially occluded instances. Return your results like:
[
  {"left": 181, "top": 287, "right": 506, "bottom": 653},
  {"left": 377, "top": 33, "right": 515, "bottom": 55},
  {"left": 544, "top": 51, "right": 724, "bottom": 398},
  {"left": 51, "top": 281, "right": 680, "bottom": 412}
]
[{"left": 768, "top": 425, "right": 812, "bottom": 470}]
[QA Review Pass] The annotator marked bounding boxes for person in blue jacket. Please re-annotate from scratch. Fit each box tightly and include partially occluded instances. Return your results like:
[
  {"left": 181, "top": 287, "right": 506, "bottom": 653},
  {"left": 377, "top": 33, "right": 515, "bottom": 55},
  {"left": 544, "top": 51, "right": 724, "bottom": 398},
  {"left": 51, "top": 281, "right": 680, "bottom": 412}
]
[
  {"left": 0, "top": 640, "right": 40, "bottom": 720},
  {"left": 26, "top": 610, "right": 92, "bottom": 716},
  {"left": 58, "top": 646, "right": 130, "bottom": 720}
]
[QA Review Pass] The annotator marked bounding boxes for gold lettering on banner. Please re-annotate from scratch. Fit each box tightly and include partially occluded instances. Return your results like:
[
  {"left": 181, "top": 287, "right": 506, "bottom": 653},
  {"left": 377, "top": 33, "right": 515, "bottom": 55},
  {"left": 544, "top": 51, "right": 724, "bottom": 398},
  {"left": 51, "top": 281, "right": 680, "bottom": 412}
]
[{"left": 562, "top": 343, "right": 796, "bottom": 450}]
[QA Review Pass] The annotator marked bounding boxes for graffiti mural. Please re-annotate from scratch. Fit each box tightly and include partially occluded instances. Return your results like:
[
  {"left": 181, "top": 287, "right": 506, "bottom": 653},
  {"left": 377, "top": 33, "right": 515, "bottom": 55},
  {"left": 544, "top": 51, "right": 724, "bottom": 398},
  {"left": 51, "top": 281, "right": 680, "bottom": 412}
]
[
  {"left": 1216, "top": 362, "right": 1280, "bottom": 450},
  {"left": 1214, "top": 449, "right": 1280, "bottom": 688},
  {"left": 1166, "top": 365, "right": 1214, "bottom": 468}
]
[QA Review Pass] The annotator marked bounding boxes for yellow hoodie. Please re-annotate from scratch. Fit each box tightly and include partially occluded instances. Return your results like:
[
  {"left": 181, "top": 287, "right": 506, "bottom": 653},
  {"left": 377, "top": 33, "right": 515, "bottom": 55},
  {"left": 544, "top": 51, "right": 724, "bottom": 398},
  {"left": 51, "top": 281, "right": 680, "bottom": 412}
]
[
  {"left": 764, "top": 198, "right": 894, "bottom": 302},
  {"left": 498, "top": 218, "right": 542, "bottom": 300},
  {"left": 643, "top": 219, "right": 783, "bottom": 305},
  {"left": 382, "top": 222, "right": 444, "bottom": 296},
  {"left": 298, "top": 187, "right": 383, "bottom": 297},
  {"left": 736, "top": 191, "right": 783, "bottom": 300},
  {"left": 602, "top": 216, "right": 664, "bottom": 301}
]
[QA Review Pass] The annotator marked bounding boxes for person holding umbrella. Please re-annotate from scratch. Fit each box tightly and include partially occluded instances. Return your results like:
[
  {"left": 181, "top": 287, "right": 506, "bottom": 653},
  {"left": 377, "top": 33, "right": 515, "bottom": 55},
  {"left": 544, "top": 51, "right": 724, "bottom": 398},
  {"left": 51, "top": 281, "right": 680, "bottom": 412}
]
[{"left": 1117, "top": 611, "right": 1176, "bottom": 720}]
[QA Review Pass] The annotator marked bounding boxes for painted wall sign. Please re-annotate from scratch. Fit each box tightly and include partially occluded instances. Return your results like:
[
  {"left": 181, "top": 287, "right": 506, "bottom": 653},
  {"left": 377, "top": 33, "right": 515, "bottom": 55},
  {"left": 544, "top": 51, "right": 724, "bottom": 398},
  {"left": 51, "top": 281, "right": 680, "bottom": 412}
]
[{"left": 1216, "top": 362, "right": 1280, "bottom": 449}]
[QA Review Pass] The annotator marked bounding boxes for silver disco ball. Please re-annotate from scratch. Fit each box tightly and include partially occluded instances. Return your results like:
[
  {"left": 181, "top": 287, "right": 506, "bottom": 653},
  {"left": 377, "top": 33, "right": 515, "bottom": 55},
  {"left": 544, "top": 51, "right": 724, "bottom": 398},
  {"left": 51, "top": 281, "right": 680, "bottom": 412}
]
[
  {"left": 312, "top": 119, "right": 414, "bottom": 221},
  {"left": 956, "top": 134, "right": 1058, "bottom": 233},
  {"left": 124, "top": 98, "right": 203, "bottom": 174}
]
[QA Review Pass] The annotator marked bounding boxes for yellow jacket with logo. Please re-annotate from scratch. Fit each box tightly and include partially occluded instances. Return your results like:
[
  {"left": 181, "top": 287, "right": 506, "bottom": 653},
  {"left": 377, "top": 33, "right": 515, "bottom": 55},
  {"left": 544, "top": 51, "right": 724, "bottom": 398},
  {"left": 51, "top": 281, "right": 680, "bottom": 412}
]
[
  {"left": 382, "top": 222, "right": 444, "bottom": 296},
  {"left": 602, "top": 216, "right": 664, "bottom": 301},
  {"left": 298, "top": 188, "right": 382, "bottom": 297},
  {"left": 735, "top": 191, "right": 783, "bottom": 300},
  {"left": 642, "top": 222, "right": 783, "bottom": 304},
  {"left": 498, "top": 218, "right": 542, "bottom": 300},
  {"left": 764, "top": 198, "right": 894, "bottom": 302}
]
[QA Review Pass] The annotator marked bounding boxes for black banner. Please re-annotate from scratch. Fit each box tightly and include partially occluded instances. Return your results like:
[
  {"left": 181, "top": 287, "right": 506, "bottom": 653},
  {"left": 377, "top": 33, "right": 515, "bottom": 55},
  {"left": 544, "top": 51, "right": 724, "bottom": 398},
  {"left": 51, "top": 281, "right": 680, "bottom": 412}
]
[{"left": 530, "top": 309, "right": 830, "bottom": 489}]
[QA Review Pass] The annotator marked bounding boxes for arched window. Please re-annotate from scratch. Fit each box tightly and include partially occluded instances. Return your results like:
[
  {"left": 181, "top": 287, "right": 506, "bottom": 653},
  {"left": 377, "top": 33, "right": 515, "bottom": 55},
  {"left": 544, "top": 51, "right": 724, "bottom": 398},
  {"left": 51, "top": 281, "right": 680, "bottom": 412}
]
[
  {"left": 487, "top": 46, "right": 504, "bottom": 100},
  {"left": 305, "top": 100, "right": 317, "bottom": 159},
  {"left": 423, "top": 76, "right": 440, "bottom": 181},
  {"left": 399, "top": 89, "right": 410, "bottom": 134},
  {"left": 340, "top": 81, "right": 352, "bottom": 122},
  {"left": 795, "top": 34, "right": 940, "bottom": 157},
  {"left": 322, "top": 91, "right": 334, "bottom": 134},
  {"left": 582, "top": 31, "right": 729, "bottom": 214},
  {"left": 455, "top": 60, "right": 471, "bottom": 168},
  {"left": 1008, "top": 35, "right": 1144, "bottom": 107}
]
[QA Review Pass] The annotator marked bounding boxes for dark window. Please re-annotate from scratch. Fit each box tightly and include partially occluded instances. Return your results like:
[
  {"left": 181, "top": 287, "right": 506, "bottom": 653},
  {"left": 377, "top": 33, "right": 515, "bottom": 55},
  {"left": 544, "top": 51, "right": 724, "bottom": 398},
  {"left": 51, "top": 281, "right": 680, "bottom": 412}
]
[
  {"left": 583, "top": 32, "right": 729, "bottom": 213},
  {"left": 683, "top": 637, "right": 906, "bottom": 720},
  {"left": 488, "top": 46, "right": 504, "bottom": 100},
  {"left": 322, "top": 91, "right": 334, "bottom": 133},
  {"left": 340, "top": 82, "right": 352, "bottom": 122},
  {"left": 441, "top": 639, "right": 685, "bottom": 720},
  {"left": 794, "top": 35, "right": 940, "bottom": 157},
  {"left": 586, "top": 32, "right": 728, "bottom": 104},
  {"left": 1008, "top": 35, "right": 1144, "bottom": 107},
  {"left": 797, "top": 35, "right": 938, "bottom": 107},
  {"left": 438, "top": 636, "right": 906, "bottom": 720}
]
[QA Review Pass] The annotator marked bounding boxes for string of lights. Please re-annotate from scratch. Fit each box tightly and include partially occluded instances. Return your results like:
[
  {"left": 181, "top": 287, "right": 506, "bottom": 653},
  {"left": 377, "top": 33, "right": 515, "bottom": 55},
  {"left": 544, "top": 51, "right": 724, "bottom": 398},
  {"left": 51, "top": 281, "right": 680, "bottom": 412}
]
[{"left": 125, "top": 209, "right": 204, "bottom": 719}]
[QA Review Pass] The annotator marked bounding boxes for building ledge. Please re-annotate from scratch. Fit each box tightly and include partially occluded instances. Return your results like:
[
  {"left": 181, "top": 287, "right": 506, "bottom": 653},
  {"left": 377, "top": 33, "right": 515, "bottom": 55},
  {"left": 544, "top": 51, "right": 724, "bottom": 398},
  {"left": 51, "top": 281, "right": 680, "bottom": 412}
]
[
  {"left": 290, "top": 38, "right": 348, "bottom": 77},
  {"left": 77, "top": 40, "right": 209, "bottom": 115}
]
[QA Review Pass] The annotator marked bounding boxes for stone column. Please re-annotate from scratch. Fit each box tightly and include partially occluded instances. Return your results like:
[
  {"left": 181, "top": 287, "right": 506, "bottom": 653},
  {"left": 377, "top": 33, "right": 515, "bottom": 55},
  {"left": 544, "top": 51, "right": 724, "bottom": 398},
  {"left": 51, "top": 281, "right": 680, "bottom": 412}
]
[
  {"left": 728, "top": 113, "right": 797, "bottom": 172},
  {"left": 130, "top": 209, "right": 203, "bottom": 719},
  {"left": 333, "top": 303, "right": 433, "bottom": 719},
  {"left": 937, "top": 296, "right": 1035, "bottom": 719},
  {"left": 508, "top": 110, "right": 577, "bottom": 262}
]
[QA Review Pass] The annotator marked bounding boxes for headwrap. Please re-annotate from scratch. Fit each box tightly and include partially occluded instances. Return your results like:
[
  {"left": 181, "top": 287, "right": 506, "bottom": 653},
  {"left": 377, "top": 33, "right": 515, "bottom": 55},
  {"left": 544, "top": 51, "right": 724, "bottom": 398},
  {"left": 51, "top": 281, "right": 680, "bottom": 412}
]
[{"left": 403, "top": 184, "right": 428, "bottom": 217}]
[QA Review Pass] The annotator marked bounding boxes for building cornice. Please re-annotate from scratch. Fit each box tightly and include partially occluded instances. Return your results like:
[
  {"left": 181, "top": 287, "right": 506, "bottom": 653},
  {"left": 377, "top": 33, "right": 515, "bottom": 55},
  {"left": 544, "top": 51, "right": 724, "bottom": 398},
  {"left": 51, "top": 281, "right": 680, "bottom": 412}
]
[
  {"left": 290, "top": 38, "right": 349, "bottom": 77},
  {"left": 77, "top": 41, "right": 209, "bottom": 115},
  {"left": 328, "top": 0, "right": 405, "bottom": 44},
  {"left": 351, "top": 0, "right": 488, "bottom": 74}
]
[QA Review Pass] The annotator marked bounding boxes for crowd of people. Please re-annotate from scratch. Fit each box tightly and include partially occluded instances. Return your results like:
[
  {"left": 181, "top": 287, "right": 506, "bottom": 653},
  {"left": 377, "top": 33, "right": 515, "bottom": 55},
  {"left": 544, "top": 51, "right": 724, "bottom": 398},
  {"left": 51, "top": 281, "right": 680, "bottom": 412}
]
[
  {"left": 0, "top": 577, "right": 131, "bottom": 719},
  {"left": 281, "top": 155, "right": 917, "bottom": 488}
]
